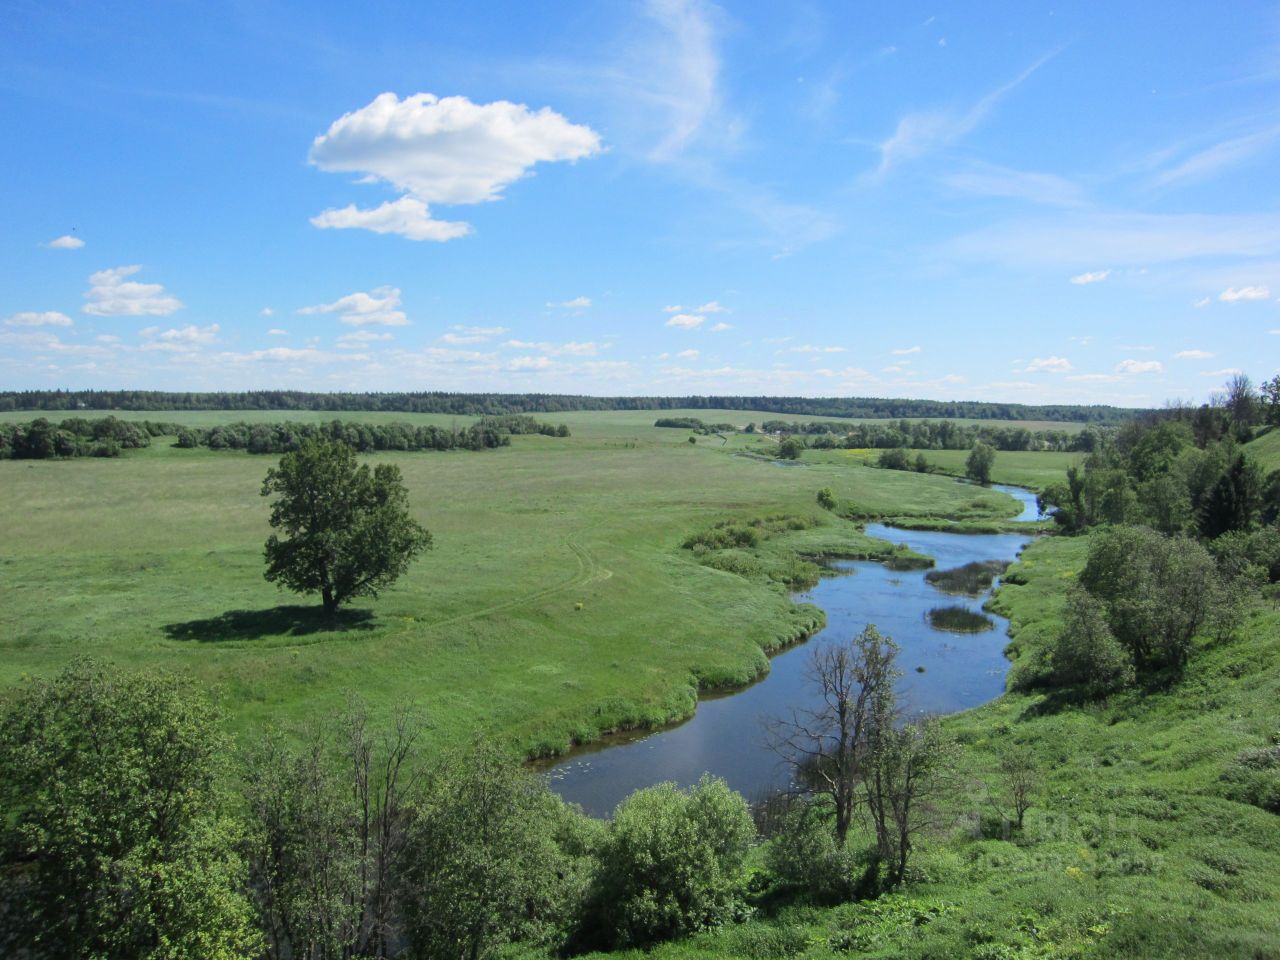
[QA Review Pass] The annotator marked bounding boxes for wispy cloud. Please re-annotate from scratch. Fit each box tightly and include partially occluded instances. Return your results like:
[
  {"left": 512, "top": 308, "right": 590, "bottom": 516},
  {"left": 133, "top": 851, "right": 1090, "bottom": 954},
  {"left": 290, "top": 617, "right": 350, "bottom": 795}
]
[
  {"left": 944, "top": 163, "right": 1086, "bottom": 207},
  {"left": 1115, "top": 359, "right": 1163, "bottom": 375},
  {"left": 1175, "top": 349, "right": 1214, "bottom": 359},
  {"left": 1152, "top": 126, "right": 1280, "bottom": 187},
  {"left": 1219, "top": 285, "right": 1270, "bottom": 301},
  {"left": 875, "top": 51, "right": 1058, "bottom": 176},
  {"left": 1024, "top": 356, "right": 1073, "bottom": 373},
  {"left": 891, "top": 345, "right": 922, "bottom": 355},
  {"left": 5, "top": 311, "right": 72, "bottom": 327},
  {"left": 1070, "top": 269, "right": 1110, "bottom": 285}
]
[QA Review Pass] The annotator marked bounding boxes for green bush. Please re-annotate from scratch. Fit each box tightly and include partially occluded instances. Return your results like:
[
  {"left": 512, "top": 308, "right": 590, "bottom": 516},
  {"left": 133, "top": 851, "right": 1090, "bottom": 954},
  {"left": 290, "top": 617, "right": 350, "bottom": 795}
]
[
  {"left": 1048, "top": 587, "right": 1136, "bottom": 697},
  {"left": 592, "top": 776, "right": 755, "bottom": 948},
  {"left": 763, "top": 798, "right": 858, "bottom": 903}
]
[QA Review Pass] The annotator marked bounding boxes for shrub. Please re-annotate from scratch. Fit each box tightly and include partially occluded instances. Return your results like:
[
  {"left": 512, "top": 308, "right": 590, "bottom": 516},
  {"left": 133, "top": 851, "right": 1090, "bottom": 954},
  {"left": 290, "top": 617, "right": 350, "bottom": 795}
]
[
  {"left": 878, "top": 447, "right": 911, "bottom": 471},
  {"left": 1048, "top": 587, "right": 1135, "bottom": 697},
  {"left": 925, "top": 560, "right": 1008, "bottom": 596},
  {"left": 777, "top": 437, "right": 804, "bottom": 460},
  {"left": 817, "top": 487, "right": 837, "bottom": 510},
  {"left": 592, "top": 776, "right": 755, "bottom": 947},
  {"left": 764, "top": 797, "right": 857, "bottom": 903}
]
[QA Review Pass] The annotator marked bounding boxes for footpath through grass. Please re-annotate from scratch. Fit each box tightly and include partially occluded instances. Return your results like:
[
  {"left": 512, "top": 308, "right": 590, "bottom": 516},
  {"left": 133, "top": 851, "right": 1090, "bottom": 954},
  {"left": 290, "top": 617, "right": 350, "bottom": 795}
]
[{"left": 0, "top": 411, "right": 1029, "bottom": 757}]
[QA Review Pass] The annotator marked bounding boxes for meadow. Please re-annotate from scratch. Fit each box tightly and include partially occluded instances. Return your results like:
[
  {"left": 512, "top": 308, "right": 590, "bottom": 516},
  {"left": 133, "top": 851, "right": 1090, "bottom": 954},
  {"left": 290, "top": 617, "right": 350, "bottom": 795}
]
[{"left": 0, "top": 409, "right": 1035, "bottom": 755}]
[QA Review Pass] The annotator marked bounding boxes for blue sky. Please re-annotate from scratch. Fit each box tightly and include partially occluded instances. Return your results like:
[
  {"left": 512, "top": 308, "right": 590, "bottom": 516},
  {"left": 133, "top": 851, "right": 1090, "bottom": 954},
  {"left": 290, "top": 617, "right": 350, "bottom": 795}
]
[{"left": 2, "top": 0, "right": 1279, "bottom": 404}]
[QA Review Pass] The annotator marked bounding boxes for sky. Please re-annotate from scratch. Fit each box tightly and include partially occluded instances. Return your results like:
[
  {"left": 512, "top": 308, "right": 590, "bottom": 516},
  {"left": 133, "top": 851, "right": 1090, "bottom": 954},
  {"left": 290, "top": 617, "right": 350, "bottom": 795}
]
[{"left": 2, "top": 0, "right": 1279, "bottom": 405}]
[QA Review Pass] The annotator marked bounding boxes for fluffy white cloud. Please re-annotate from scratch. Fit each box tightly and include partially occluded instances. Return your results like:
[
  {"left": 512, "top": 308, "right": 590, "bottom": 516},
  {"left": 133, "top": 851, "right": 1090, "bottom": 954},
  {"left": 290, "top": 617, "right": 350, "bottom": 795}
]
[
  {"left": 677, "top": 348, "right": 699, "bottom": 359},
  {"left": 260, "top": 307, "right": 275, "bottom": 317},
  {"left": 1070, "top": 269, "right": 1110, "bottom": 285},
  {"left": 507, "top": 355, "right": 554, "bottom": 371},
  {"left": 83, "top": 265, "right": 183, "bottom": 317},
  {"left": 140, "top": 324, "right": 219, "bottom": 348},
  {"left": 310, "top": 197, "right": 470, "bottom": 242},
  {"left": 1024, "top": 356, "right": 1073, "bottom": 373},
  {"left": 267, "top": 328, "right": 288, "bottom": 336},
  {"left": 440, "top": 325, "right": 508, "bottom": 345},
  {"left": 298, "top": 287, "right": 408, "bottom": 326},
  {"left": 1115, "top": 359, "right": 1163, "bottom": 375},
  {"left": 554, "top": 296, "right": 592, "bottom": 309},
  {"left": 891, "top": 345, "right": 921, "bottom": 355},
  {"left": 1175, "top": 349, "right": 1214, "bottom": 359},
  {"left": 47, "top": 234, "right": 84, "bottom": 250},
  {"left": 709, "top": 322, "right": 732, "bottom": 332},
  {"left": 666, "top": 313, "right": 704, "bottom": 328},
  {"left": 308, "top": 92, "right": 602, "bottom": 241},
  {"left": 695, "top": 300, "right": 728, "bottom": 313},
  {"left": 5, "top": 311, "right": 72, "bottom": 327},
  {"left": 1219, "top": 285, "right": 1270, "bottom": 302}
]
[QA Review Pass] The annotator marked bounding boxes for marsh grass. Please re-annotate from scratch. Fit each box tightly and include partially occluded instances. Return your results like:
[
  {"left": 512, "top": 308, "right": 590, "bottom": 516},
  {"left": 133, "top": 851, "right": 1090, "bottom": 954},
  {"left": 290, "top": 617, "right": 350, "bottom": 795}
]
[
  {"left": 925, "top": 559, "right": 1009, "bottom": 595},
  {"left": 927, "top": 605, "right": 996, "bottom": 633}
]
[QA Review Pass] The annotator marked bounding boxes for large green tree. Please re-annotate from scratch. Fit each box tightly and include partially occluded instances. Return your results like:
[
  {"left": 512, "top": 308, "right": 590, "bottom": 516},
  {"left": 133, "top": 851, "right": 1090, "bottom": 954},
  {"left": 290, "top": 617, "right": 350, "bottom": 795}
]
[
  {"left": 0, "top": 660, "right": 259, "bottom": 960},
  {"left": 261, "top": 439, "right": 432, "bottom": 616}
]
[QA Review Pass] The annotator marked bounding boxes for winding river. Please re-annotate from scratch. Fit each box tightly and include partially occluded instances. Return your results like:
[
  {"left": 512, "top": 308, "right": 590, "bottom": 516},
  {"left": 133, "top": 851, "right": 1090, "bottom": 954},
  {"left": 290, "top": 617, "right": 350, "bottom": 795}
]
[{"left": 546, "top": 484, "right": 1043, "bottom": 818}]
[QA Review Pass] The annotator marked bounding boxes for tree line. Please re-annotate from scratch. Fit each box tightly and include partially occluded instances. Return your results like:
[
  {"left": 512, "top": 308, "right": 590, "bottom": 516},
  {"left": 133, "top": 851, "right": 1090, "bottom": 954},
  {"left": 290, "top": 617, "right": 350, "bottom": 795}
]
[
  {"left": 0, "top": 389, "right": 1143, "bottom": 423},
  {"left": 762, "top": 418, "right": 1101, "bottom": 452},
  {"left": 0, "top": 415, "right": 569, "bottom": 459}
]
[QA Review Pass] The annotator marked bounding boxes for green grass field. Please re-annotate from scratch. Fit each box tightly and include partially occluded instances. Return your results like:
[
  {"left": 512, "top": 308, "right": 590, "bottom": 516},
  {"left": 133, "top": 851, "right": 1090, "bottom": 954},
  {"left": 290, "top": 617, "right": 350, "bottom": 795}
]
[
  {"left": 0, "top": 410, "right": 1039, "bottom": 756},
  {"left": 834, "top": 447, "right": 1084, "bottom": 491}
]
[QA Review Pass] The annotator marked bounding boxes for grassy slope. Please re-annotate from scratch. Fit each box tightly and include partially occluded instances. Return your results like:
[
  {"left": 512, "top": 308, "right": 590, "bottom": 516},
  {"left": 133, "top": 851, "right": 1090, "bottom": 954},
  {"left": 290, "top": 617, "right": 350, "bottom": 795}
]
[
  {"left": 574, "top": 535, "right": 1280, "bottom": 959},
  {"left": 0, "top": 413, "right": 1029, "bottom": 757},
  {"left": 1247, "top": 426, "right": 1280, "bottom": 472}
]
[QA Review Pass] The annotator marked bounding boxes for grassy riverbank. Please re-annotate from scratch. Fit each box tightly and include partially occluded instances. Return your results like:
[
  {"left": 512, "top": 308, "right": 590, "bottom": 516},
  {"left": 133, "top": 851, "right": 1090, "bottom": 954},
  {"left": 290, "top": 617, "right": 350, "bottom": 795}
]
[{"left": 0, "top": 410, "right": 1028, "bottom": 757}]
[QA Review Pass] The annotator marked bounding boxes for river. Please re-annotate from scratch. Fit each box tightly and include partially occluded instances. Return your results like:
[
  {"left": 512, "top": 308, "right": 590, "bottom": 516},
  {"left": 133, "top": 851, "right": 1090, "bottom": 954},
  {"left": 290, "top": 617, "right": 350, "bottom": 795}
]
[{"left": 546, "top": 484, "right": 1043, "bottom": 817}]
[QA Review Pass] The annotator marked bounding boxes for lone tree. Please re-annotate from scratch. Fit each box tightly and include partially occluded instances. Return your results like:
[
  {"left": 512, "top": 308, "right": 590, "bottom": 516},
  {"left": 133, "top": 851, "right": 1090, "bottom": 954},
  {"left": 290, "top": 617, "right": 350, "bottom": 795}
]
[
  {"left": 262, "top": 439, "right": 432, "bottom": 616},
  {"left": 966, "top": 441, "right": 996, "bottom": 485}
]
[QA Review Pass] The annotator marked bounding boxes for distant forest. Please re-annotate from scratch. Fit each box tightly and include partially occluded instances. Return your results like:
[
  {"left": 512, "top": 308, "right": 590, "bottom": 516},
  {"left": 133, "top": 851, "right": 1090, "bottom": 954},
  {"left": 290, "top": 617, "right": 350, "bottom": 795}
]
[{"left": 0, "top": 390, "right": 1143, "bottom": 423}]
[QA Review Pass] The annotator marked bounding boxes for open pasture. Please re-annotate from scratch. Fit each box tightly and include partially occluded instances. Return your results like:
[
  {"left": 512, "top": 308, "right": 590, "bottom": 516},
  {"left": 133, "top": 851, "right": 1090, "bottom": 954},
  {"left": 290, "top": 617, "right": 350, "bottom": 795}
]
[{"left": 0, "top": 411, "right": 1069, "bottom": 755}]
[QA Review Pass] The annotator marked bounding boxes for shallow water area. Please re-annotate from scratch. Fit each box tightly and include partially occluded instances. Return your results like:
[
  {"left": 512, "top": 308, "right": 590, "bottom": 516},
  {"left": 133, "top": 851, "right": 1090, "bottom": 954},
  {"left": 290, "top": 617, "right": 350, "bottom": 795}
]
[{"left": 546, "top": 486, "right": 1041, "bottom": 818}]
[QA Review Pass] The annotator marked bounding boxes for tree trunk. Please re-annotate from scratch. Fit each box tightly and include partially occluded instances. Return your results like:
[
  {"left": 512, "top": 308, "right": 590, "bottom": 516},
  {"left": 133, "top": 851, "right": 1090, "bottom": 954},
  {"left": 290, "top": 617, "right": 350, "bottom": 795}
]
[{"left": 322, "top": 585, "right": 337, "bottom": 618}]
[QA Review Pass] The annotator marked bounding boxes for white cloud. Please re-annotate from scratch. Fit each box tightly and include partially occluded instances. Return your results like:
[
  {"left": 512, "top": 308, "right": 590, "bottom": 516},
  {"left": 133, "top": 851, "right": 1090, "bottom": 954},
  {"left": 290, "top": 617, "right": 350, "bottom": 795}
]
[
  {"left": 82, "top": 265, "right": 183, "bottom": 317},
  {"left": 1219, "top": 285, "right": 1270, "bottom": 302},
  {"left": 791, "top": 344, "right": 846, "bottom": 353},
  {"left": 1070, "top": 269, "right": 1110, "bottom": 285},
  {"left": 891, "top": 345, "right": 922, "bottom": 355},
  {"left": 47, "top": 235, "right": 84, "bottom": 250},
  {"left": 337, "top": 330, "right": 393, "bottom": 348},
  {"left": 666, "top": 313, "right": 705, "bottom": 328},
  {"left": 709, "top": 321, "right": 732, "bottom": 332},
  {"left": 694, "top": 300, "right": 728, "bottom": 313},
  {"left": 1066, "top": 373, "right": 1122, "bottom": 383},
  {"left": 1024, "top": 356, "right": 1073, "bottom": 373},
  {"left": 1115, "top": 359, "right": 1163, "bottom": 375},
  {"left": 500, "top": 339, "right": 603, "bottom": 356},
  {"left": 1194, "top": 297, "right": 1211, "bottom": 308},
  {"left": 152, "top": 324, "right": 219, "bottom": 343},
  {"left": 1174, "top": 349, "right": 1214, "bottom": 359},
  {"left": 441, "top": 325, "right": 508, "bottom": 345},
  {"left": 311, "top": 197, "right": 471, "bottom": 242},
  {"left": 298, "top": 287, "right": 408, "bottom": 326},
  {"left": 875, "top": 53, "right": 1055, "bottom": 175},
  {"left": 309, "top": 92, "right": 602, "bottom": 241},
  {"left": 638, "top": 0, "right": 721, "bottom": 161},
  {"left": 267, "top": 328, "right": 288, "bottom": 336},
  {"left": 1201, "top": 367, "right": 1244, "bottom": 377},
  {"left": 507, "top": 355, "right": 554, "bottom": 371},
  {"left": 261, "top": 307, "right": 275, "bottom": 317},
  {"left": 677, "top": 348, "right": 699, "bottom": 359},
  {"left": 554, "top": 296, "right": 592, "bottom": 309},
  {"left": 5, "top": 311, "right": 72, "bottom": 327}
]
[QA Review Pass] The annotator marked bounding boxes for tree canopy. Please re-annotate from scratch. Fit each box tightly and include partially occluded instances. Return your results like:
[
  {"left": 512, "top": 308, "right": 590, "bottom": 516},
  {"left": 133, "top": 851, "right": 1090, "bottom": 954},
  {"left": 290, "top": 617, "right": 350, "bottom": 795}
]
[{"left": 261, "top": 440, "right": 432, "bottom": 616}]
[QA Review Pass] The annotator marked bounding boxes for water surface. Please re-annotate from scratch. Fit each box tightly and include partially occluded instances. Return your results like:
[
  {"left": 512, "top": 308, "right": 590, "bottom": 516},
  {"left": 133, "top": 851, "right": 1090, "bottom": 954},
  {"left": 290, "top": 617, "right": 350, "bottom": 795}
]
[{"left": 546, "top": 486, "right": 1039, "bottom": 817}]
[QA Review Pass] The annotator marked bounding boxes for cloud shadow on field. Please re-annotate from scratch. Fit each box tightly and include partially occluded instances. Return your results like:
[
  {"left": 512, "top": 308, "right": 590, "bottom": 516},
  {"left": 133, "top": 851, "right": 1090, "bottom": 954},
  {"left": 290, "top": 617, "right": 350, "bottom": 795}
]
[{"left": 163, "top": 605, "right": 376, "bottom": 642}]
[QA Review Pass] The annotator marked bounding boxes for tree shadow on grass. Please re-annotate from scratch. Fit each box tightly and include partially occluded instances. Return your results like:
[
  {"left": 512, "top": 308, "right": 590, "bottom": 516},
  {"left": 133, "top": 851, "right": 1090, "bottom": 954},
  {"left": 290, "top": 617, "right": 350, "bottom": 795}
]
[{"left": 163, "top": 605, "right": 376, "bottom": 642}]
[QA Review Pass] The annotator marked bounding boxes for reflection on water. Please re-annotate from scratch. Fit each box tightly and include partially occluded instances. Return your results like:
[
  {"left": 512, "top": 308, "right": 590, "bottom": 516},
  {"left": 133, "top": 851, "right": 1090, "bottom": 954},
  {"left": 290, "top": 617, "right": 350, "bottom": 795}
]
[{"left": 546, "top": 485, "right": 1040, "bottom": 818}]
